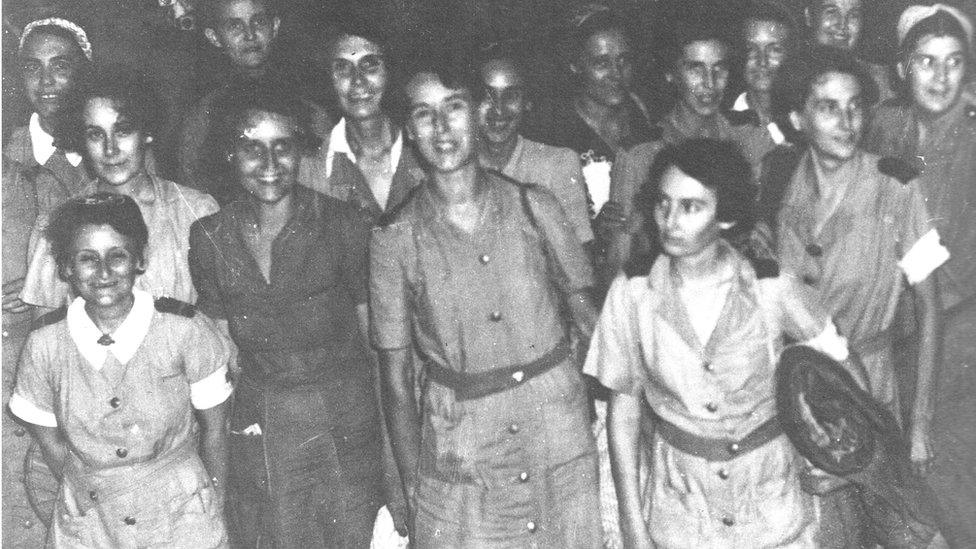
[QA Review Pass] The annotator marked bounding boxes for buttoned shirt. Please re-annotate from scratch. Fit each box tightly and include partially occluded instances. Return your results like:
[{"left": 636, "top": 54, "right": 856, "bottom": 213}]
[
  {"left": 865, "top": 100, "right": 976, "bottom": 310},
  {"left": 585, "top": 245, "right": 826, "bottom": 548},
  {"left": 189, "top": 186, "right": 370, "bottom": 386},
  {"left": 729, "top": 92, "right": 786, "bottom": 171},
  {"left": 4, "top": 119, "right": 88, "bottom": 204},
  {"left": 500, "top": 136, "right": 594, "bottom": 244},
  {"left": 20, "top": 175, "right": 218, "bottom": 308}
]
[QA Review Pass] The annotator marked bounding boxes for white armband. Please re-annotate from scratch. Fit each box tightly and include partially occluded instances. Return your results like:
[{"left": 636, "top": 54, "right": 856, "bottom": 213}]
[
  {"left": 9, "top": 393, "right": 58, "bottom": 427},
  {"left": 803, "top": 322, "right": 849, "bottom": 362},
  {"left": 190, "top": 365, "right": 233, "bottom": 410},
  {"left": 899, "top": 229, "right": 950, "bottom": 285}
]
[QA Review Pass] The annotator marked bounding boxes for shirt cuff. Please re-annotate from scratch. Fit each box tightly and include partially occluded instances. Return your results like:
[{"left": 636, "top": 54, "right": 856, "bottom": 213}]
[
  {"left": 802, "top": 321, "right": 849, "bottom": 363},
  {"left": 190, "top": 365, "right": 233, "bottom": 410},
  {"left": 899, "top": 229, "right": 950, "bottom": 285},
  {"left": 9, "top": 393, "right": 57, "bottom": 427}
]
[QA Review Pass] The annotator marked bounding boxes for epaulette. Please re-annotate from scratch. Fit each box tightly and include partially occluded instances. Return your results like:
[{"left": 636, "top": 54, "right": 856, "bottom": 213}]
[
  {"left": 485, "top": 167, "right": 530, "bottom": 189},
  {"left": 154, "top": 297, "right": 196, "bottom": 318},
  {"left": 726, "top": 109, "right": 760, "bottom": 127},
  {"left": 377, "top": 184, "right": 424, "bottom": 228},
  {"left": 877, "top": 156, "right": 918, "bottom": 184},
  {"left": 30, "top": 306, "right": 67, "bottom": 332}
]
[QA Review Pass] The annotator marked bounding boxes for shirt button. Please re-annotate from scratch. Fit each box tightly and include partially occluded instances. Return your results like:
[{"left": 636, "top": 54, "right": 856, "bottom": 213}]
[
  {"left": 508, "top": 423, "right": 520, "bottom": 434},
  {"left": 727, "top": 442, "right": 740, "bottom": 455},
  {"left": 2, "top": 330, "right": 9, "bottom": 338},
  {"left": 802, "top": 275, "right": 818, "bottom": 286},
  {"left": 22, "top": 519, "right": 33, "bottom": 529},
  {"left": 722, "top": 516, "right": 735, "bottom": 527},
  {"left": 705, "top": 402, "right": 718, "bottom": 413},
  {"left": 518, "top": 471, "right": 530, "bottom": 482},
  {"left": 702, "top": 361, "right": 713, "bottom": 372},
  {"left": 123, "top": 516, "right": 136, "bottom": 526},
  {"left": 527, "top": 521, "right": 537, "bottom": 533},
  {"left": 13, "top": 427, "right": 26, "bottom": 437},
  {"left": 718, "top": 469, "right": 730, "bottom": 480},
  {"left": 489, "top": 311, "right": 502, "bottom": 322},
  {"left": 109, "top": 397, "right": 121, "bottom": 408},
  {"left": 805, "top": 243, "right": 823, "bottom": 257},
  {"left": 89, "top": 490, "right": 98, "bottom": 501},
  {"left": 116, "top": 448, "right": 128, "bottom": 458},
  {"left": 479, "top": 254, "right": 490, "bottom": 264}
]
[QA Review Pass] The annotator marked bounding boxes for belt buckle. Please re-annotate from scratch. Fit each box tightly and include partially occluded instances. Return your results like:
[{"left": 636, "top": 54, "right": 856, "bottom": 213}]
[{"left": 511, "top": 370, "right": 525, "bottom": 383}]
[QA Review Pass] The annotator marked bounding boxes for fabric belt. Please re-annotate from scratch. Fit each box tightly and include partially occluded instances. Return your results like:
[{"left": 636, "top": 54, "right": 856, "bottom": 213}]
[
  {"left": 425, "top": 338, "right": 572, "bottom": 401},
  {"left": 655, "top": 416, "right": 783, "bottom": 462},
  {"left": 65, "top": 441, "right": 202, "bottom": 514}
]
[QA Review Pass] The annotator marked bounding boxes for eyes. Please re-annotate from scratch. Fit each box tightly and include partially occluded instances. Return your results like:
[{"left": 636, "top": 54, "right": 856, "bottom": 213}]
[
  {"left": 587, "top": 53, "right": 633, "bottom": 72},
  {"left": 911, "top": 54, "right": 966, "bottom": 71},
  {"left": 21, "top": 57, "right": 76, "bottom": 77},
  {"left": 74, "top": 248, "right": 135, "bottom": 270},
  {"left": 746, "top": 44, "right": 786, "bottom": 63},
  {"left": 331, "top": 54, "right": 386, "bottom": 79},
  {"left": 410, "top": 97, "right": 471, "bottom": 125},
  {"left": 655, "top": 197, "right": 705, "bottom": 216},
  {"left": 84, "top": 121, "right": 137, "bottom": 143},
  {"left": 820, "top": 7, "right": 862, "bottom": 25},
  {"left": 812, "top": 99, "right": 864, "bottom": 117},
  {"left": 220, "top": 13, "right": 275, "bottom": 36},
  {"left": 235, "top": 138, "right": 298, "bottom": 158}
]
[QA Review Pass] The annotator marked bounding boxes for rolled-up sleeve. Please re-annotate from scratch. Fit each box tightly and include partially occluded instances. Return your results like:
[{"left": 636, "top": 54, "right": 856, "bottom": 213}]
[
  {"left": 551, "top": 148, "right": 594, "bottom": 244},
  {"left": 584, "top": 275, "right": 645, "bottom": 395},
  {"left": 526, "top": 187, "right": 594, "bottom": 293},
  {"left": 897, "top": 183, "right": 949, "bottom": 285},
  {"left": 187, "top": 220, "right": 225, "bottom": 320},
  {"left": 182, "top": 314, "right": 233, "bottom": 409},
  {"left": 369, "top": 225, "right": 412, "bottom": 350},
  {"left": 10, "top": 332, "right": 58, "bottom": 427}
]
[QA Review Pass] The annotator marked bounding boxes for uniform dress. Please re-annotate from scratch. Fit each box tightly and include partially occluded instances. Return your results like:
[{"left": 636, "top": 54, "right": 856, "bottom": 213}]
[
  {"left": 865, "top": 100, "right": 976, "bottom": 548},
  {"left": 370, "top": 172, "right": 602, "bottom": 548},
  {"left": 188, "top": 186, "right": 382, "bottom": 548},
  {"left": 20, "top": 174, "right": 218, "bottom": 309},
  {"left": 775, "top": 148, "right": 949, "bottom": 548},
  {"left": 9, "top": 289, "right": 233, "bottom": 548},
  {"left": 4, "top": 114, "right": 88, "bottom": 205},
  {"left": 584, "top": 243, "right": 842, "bottom": 549}
]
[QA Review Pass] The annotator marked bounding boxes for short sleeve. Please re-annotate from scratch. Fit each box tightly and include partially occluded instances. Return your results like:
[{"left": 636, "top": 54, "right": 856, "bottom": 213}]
[
  {"left": 897, "top": 183, "right": 949, "bottom": 285},
  {"left": 180, "top": 314, "right": 233, "bottom": 409},
  {"left": 10, "top": 331, "right": 58, "bottom": 427},
  {"left": 369, "top": 226, "right": 412, "bottom": 350},
  {"left": 526, "top": 187, "right": 594, "bottom": 292},
  {"left": 339, "top": 205, "right": 371, "bottom": 305},
  {"left": 188, "top": 219, "right": 226, "bottom": 320},
  {"left": 583, "top": 275, "right": 645, "bottom": 395},
  {"left": 550, "top": 148, "right": 594, "bottom": 244},
  {"left": 609, "top": 141, "right": 661, "bottom": 221},
  {"left": 20, "top": 212, "right": 71, "bottom": 308},
  {"left": 772, "top": 272, "right": 830, "bottom": 341}
]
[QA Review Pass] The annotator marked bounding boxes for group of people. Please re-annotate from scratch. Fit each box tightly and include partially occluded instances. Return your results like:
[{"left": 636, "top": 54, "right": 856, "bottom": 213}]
[{"left": 2, "top": 0, "right": 974, "bottom": 548}]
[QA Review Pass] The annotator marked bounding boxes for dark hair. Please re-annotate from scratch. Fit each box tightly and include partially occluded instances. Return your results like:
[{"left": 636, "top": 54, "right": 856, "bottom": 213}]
[
  {"left": 662, "top": 15, "right": 730, "bottom": 72},
  {"left": 560, "top": 8, "right": 631, "bottom": 67},
  {"left": 200, "top": 0, "right": 277, "bottom": 31},
  {"left": 205, "top": 78, "right": 320, "bottom": 190},
  {"left": 900, "top": 11, "right": 973, "bottom": 66},
  {"left": 46, "top": 192, "right": 149, "bottom": 278},
  {"left": 771, "top": 45, "right": 879, "bottom": 122},
  {"left": 19, "top": 24, "right": 88, "bottom": 61},
  {"left": 474, "top": 41, "right": 534, "bottom": 103},
  {"left": 54, "top": 65, "right": 163, "bottom": 155},
  {"left": 743, "top": 1, "right": 798, "bottom": 43},
  {"left": 625, "top": 138, "right": 757, "bottom": 276},
  {"left": 400, "top": 38, "right": 482, "bottom": 101}
]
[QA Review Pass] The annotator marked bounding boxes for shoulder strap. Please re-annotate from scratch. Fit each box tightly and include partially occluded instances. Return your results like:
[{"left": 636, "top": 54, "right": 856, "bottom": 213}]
[
  {"left": 154, "top": 297, "right": 196, "bottom": 318},
  {"left": 30, "top": 306, "right": 67, "bottom": 331}
]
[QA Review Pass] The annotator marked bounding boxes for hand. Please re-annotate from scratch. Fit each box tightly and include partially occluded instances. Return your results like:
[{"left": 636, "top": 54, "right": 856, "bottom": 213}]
[
  {"left": 909, "top": 420, "right": 935, "bottom": 476},
  {"left": 593, "top": 201, "right": 628, "bottom": 240},
  {"left": 2, "top": 278, "right": 31, "bottom": 314}
]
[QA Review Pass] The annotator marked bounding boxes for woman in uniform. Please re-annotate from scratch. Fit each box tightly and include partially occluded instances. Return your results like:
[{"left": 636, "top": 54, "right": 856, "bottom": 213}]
[
  {"left": 9, "top": 193, "right": 232, "bottom": 548},
  {"left": 585, "top": 138, "right": 854, "bottom": 548},
  {"left": 19, "top": 66, "right": 218, "bottom": 314}
]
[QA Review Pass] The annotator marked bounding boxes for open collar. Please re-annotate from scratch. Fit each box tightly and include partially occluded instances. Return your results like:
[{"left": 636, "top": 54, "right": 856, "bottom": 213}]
[
  {"left": 67, "top": 289, "right": 155, "bottom": 370},
  {"left": 29, "top": 113, "right": 82, "bottom": 167},
  {"left": 325, "top": 117, "right": 404, "bottom": 179}
]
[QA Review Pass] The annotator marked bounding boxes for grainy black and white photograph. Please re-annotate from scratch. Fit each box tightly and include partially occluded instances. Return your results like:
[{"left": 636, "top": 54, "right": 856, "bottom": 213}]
[{"left": 1, "top": 0, "right": 975, "bottom": 547}]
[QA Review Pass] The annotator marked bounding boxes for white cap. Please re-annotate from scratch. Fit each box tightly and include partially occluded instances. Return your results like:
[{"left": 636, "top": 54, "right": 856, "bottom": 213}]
[{"left": 897, "top": 4, "right": 973, "bottom": 50}]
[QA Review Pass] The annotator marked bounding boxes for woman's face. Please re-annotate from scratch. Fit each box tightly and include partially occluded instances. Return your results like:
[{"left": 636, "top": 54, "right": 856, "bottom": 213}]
[
  {"left": 65, "top": 223, "right": 141, "bottom": 310},
  {"left": 83, "top": 97, "right": 149, "bottom": 187},
  {"left": 330, "top": 34, "right": 387, "bottom": 120},
  {"left": 791, "top": 71, "right": 864, "bottom": 165},
  {"left": 904, "top": 34, "right": 967, "bottom": 116},
  {"left": 233, "top": 109, "right": 301, "bottom": 205},
  {"left": 20, "top": 32, "right": 85, "bottom": 124},
  {"left": 575, "top": 28, "right": 633, "bottom": 107},
  {"left": 654, "top": 165, "right": 726, "bottom": 259}
]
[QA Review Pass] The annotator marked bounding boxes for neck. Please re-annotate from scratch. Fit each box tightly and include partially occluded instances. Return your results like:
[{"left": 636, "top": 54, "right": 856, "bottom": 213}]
[
  {"left": 746, "top": 89, "right": 772, "bottom": 121},
  {"left": 36, "top": 114, "right": 55, "bottom": 135},
  {"left": 347, "top": 114, "right": 394, "bottom": 152},
  {"left": 237, "top": 63, "right": 267, "bottom": 80},
  {"left": 478, "top": 135, "right": 518, "bottom": 171},
  {"left": 673, "top": 239, "right": 727, "bottom": 283},
  {"left": 810, "top": 147, "right": 849, "bottom": 177},
  {"left": 577, "top": 93, "right": 623, "bottom": 122},
  {"left": 430, "top": 162, "right": 481, "bottom": 206},
  {"left": 247, "top": 191, "right": 295, "bottom": 231},
  {"left": 85, "top": 293, "right": 135, "bottom": 335},
  {"left": 99, "top": 171, "right": 151, "bottom": 197}
]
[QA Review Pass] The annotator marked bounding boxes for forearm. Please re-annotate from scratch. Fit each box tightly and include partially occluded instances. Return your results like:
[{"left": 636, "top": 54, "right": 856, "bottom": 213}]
[
  {"left": 379, "top": 350, "right": 422, "bottom": 498},
  {"left": 567, "top": 290, "right": 599, "bottom": 342},
  {"left": 608, "top": 392, "right": 650, "bottom": 547},
  {"left": 196, "top": 402, "right": 229, "bottom": 490},
  {"left": 31, "top": 425, "right": 69, "bottom": 481},
  {"left": 911, "top": 281, "right": 942, "bottom": 427}
]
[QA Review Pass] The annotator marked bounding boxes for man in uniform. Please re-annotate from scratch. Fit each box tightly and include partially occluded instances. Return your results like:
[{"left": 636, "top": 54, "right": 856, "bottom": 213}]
[
  {"left": 865, "top": 5, "right": 976, "bottom": 546},
  {"left": 369, "top": 58, "right": 602, "bottom": 547}
]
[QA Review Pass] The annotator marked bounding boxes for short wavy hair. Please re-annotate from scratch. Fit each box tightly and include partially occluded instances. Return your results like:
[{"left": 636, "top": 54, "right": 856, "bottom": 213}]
[
  {"left": 771, "top": 45, "right": 879, "bottom": 122},
  {"left": 46, "top": 192, "right": 149, "bottom": 279},
  {"left": 54, "top": 65, "right": 164, "bottom": 155}
]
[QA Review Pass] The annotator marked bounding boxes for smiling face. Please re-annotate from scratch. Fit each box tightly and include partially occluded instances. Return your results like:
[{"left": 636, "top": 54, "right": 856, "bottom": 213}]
[
  {"left": 903, "top": 34, "right": 968, "bottom": 116},
  {"left": 744, "top": 19, "right": 790, "bottom": 94},
  {"left": 65, "top": 223, "right": 141, "bottom": 310},
  {"left": 477, "top": 59, "right": 530, "bottom": 146},
  {"left": 575, "top": 28, "right": 633, "bottom": 107},
  {"left": 233, "top": 109, "right": 301, "bottom": 205},
  {"left": 405, "top": 72, "right": 477, "bottom": 174},
  {"left": 206, "top": 0, "right": 279, "bottom": 70},
  {"left": 792, "top": 71, "right": 864, "bottom": 164},
  {"left": 83, "top": 97, "right": 150, "bottom": 188},
  {"left": 20, "top": 31, "right": 85, "bottom": 126},
  {"left": 675, "top": 39, "right": 729, "bottom": 116},
  {"left": 810, "top": 0, "right": 862, "bottom": 51},
  {"left": 654, "top": 165, "right": 728, "bottom": 260},
  {"left": 330, "top": 34, "right": 387, "bottom": 120}
]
